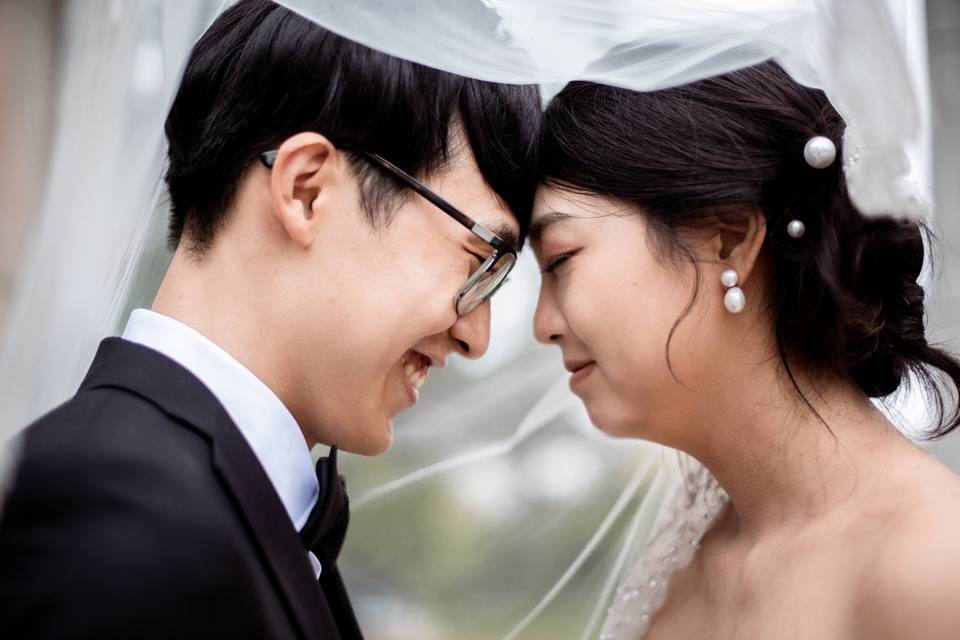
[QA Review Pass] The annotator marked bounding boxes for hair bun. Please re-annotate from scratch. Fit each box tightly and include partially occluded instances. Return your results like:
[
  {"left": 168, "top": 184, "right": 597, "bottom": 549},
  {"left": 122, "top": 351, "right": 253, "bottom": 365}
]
[{"left": 845, "top": 217, "right": 927, "bottom": 397}]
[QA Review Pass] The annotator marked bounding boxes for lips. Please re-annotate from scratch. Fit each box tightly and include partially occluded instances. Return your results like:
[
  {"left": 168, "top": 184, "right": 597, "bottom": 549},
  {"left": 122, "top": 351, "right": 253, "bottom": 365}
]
[
  {"left": 565, "top": 359, "right": 596, "bottom": 391},
  {"left": 564, "top": 359, "right": 595, "bottom": 374}
]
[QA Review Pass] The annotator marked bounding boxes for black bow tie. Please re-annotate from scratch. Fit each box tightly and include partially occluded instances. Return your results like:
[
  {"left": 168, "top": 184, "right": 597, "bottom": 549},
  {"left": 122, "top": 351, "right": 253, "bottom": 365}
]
[{"left": 299, "top": 447, "right": 350, "bottom": 568}]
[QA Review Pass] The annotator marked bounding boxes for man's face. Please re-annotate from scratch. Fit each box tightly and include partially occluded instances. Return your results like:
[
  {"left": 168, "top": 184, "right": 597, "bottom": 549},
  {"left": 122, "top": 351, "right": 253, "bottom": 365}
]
[{"left": 285, "top": 137, "right": 520, "bottom": 455}]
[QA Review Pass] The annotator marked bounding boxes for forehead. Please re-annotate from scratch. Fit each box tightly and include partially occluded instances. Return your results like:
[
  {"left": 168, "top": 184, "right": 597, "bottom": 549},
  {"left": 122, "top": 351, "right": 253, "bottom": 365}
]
[
  {"left": 533, "top": 184, "right": 624, "bottom": 219},
  {"left": 422, "top": 139, "right": 521, "bottom": 249},
  {"left": 530, "top": 184, "right": 626, "bottom": 245}
]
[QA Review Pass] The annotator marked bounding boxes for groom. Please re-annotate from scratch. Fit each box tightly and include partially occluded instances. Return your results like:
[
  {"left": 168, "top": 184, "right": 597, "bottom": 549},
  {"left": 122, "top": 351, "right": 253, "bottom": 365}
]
[{"left": 0, "top": 1, "right": 539, "bottom": 638}]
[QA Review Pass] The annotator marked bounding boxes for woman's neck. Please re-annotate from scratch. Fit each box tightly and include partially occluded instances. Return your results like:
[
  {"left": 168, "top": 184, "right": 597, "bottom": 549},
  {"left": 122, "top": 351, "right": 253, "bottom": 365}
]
[{"left": 685, "top": 362, "right": 910, "bottom": 540}]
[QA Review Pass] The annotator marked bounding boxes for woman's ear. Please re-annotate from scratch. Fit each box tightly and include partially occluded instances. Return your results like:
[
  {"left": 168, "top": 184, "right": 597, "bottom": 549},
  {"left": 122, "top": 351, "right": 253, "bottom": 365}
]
[
  {"left": 712, "top": 209, "right": 767, "bottom": 286},
  {"left": 266, "top": 132, "right": 339, "bottom": 249}
]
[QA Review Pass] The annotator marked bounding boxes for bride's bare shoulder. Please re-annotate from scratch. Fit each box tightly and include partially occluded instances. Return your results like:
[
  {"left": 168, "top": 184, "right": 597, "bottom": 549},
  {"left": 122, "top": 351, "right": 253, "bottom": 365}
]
[{"left": 851, "top": 455, "right": 960, "bottom": 640}]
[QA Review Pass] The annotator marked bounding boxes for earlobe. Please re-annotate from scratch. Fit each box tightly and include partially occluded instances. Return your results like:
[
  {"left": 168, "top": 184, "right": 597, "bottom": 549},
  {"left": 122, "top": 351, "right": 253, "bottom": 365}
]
[{"left": 267, "top": 132, "right": 337, "bottom": 249}]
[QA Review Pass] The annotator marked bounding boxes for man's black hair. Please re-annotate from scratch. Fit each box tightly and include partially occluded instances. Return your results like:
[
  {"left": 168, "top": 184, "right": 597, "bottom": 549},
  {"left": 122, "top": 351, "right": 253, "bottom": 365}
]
[{"left": 164, "top": 0, "right": 541, "bottom": 252}]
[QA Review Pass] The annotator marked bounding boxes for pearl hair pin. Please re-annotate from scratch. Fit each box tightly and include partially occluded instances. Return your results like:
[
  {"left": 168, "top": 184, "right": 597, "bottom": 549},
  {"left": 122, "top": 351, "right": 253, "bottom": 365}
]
[
  {"left": 803, "top": 135, "right": 836, "bottom": 169},
  {"left": 720, "top": 268, "right": 745, "bottom": 314},
  {"left": 787, "top": 219, "right": 806, "bottom": 238},
  {"left": 788, "top": 135, "right": 835, "bottom": 240}
]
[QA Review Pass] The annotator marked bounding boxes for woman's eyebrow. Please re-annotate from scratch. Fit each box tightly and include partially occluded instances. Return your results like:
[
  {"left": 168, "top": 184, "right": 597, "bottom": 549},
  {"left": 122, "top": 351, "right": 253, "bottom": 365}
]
[{"left": 528, "top": 211, "right": 575, "bottom": 246}]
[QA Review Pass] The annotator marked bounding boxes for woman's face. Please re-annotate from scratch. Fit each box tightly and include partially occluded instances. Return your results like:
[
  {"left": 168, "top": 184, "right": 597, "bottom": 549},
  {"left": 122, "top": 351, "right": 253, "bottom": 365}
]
[{"left": 530, "top": 184, "right": 732, "bottom": 445}]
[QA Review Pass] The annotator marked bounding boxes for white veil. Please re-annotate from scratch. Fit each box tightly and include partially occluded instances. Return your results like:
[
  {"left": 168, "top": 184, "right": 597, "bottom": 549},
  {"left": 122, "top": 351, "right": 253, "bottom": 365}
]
[
  {"left": 0, "top": 0, "right": 226, "bottom": 503},
  {"left": 276, "top": 0, "right": 932, "bottom": 219},
  {"left": 0, "top": 1, "right": 935, "bottom": 638}
]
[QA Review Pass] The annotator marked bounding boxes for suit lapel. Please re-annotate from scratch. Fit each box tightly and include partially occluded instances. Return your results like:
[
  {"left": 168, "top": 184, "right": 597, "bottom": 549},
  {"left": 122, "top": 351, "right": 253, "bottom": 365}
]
[{"left": 80, "top": 338, "right": 341, "bottom": 640}]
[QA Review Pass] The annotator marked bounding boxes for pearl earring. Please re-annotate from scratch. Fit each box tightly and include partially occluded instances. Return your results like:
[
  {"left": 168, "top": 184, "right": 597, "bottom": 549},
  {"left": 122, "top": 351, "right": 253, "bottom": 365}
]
[{"left": 721, "top": 269, "right": 745, "bottom": 314}]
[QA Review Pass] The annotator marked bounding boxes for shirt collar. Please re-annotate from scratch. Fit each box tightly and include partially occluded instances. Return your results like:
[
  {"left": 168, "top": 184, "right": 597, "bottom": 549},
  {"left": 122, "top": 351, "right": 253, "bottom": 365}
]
[{"left": 121, "top": 308, "right": 319, "bottom": 530}]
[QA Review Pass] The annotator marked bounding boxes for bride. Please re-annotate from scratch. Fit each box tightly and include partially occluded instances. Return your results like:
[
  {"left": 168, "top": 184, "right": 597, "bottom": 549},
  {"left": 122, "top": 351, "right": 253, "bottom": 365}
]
[{"left": 530, "top": 61, "right": 960, "bottom": 639}]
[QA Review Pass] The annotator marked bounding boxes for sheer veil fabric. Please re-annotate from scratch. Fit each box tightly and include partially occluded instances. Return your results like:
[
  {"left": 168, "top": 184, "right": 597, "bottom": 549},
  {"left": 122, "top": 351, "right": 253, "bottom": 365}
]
[
  {"left": 0, "top": 1, "right": 932, "bottom": 638},
  {"left": 0, "top": 0, "right": 226, "bottom": 506}
]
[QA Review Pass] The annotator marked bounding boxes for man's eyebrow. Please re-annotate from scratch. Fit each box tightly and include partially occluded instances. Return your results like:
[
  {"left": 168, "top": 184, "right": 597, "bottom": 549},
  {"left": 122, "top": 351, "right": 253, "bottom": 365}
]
[
  {"left": 486, "top": 223, "right": 520, "bottom": 252},
  {"left": 527, "top": 211, "right": 575, "bottom": 246}
]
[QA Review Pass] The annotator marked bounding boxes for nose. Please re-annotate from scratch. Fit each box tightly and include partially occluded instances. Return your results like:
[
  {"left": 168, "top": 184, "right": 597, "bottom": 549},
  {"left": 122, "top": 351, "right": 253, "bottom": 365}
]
[
  {"left": 533, "top": 284, "right": 564, "bottom": 345},
  {"left": 449, "top": 299, "right": 492, "bottom": 359}
]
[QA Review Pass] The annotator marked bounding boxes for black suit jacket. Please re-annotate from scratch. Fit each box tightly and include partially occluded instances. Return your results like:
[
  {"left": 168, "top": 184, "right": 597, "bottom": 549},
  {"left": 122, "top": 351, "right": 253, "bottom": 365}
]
[{"left": 0, "top": 338, "right": 363, "bottom": 639}]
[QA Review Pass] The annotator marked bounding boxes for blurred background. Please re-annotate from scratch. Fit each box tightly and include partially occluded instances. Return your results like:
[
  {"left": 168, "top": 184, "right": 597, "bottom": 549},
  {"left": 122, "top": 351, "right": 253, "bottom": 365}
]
[{"left": 1, "top": 1, "right": 958, "bottom": 638}]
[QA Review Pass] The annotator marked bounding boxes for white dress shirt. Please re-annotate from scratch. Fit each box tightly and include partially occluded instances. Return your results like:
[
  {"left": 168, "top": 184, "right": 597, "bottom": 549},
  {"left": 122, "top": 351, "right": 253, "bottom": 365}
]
[{"left": 122, "top": 308, "right": 323, "bottom": 578}]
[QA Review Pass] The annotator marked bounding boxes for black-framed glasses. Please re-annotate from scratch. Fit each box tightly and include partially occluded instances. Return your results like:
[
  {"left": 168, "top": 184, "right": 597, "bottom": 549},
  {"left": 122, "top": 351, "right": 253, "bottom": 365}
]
[{"left": 259, "top": 147, "right": 517, "bottom": 316}]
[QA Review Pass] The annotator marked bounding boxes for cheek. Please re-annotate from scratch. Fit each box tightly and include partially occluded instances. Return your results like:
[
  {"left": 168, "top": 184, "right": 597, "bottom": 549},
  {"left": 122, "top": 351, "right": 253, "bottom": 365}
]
[
  {"left": 358, "top": 281, "right": 454, "bottom": 372},
  {"left": 566, "top": 251, "right": 679, "bottom": 366},
  {"left": 387, "top": 251, "right": 464, "bottom": 336},
  {"left": 564, "top": 253, "right": 711, "bottom": 434},
  {"left": 313, "top": 251, "right": 458, "bottom": 395},
  {"left": 357, "top": 235, "right": 464, "bottom": 349}
]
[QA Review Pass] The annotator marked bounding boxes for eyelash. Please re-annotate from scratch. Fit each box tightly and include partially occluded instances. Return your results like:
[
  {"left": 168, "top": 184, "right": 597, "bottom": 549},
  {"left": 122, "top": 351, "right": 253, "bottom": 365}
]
[{"left": 542, "top": 249, "right": 580, "bottom": 274}]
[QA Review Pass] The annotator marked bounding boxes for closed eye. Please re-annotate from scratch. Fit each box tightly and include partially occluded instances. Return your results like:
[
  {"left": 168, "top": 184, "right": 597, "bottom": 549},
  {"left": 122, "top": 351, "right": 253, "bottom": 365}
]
[{"left": 541, "top": 249, "right": 580, "bottom": 274}]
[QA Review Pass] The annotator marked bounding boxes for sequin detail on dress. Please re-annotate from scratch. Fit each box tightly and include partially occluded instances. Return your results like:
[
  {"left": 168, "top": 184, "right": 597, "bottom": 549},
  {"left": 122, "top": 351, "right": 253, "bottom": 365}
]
[{"left": 599, "top": 456, "right": 727, "bottom": 640}]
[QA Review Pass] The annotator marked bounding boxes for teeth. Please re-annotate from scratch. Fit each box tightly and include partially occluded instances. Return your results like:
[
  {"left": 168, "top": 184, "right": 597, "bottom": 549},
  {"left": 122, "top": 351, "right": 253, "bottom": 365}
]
[
  {"left": 411, "top": 369, "right": 427, "bottom": 390},
  {"left": 403, "top": 353, "right": 429, "bottom": 392},
  {"left": 403, "top": 358, "right": 419, "bottom": 380}
]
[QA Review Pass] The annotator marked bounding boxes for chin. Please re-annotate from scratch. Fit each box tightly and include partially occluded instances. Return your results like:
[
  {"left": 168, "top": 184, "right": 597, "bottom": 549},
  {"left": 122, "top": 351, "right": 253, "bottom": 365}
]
[
  {"left": 339, "top": 416, "right": 394, "bottom": 456},
  {"left": 585, "top": 402, "right": 646, "bottom": 440},
  {"left": 593, "top": 421, "right": 638, "bottom": 440}
]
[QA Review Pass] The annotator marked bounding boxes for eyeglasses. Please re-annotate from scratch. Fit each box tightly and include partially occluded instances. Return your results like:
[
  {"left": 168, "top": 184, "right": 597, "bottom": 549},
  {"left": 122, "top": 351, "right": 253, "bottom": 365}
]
[{"left": 259, "top": 146, "right": 518, "bottom": 316}]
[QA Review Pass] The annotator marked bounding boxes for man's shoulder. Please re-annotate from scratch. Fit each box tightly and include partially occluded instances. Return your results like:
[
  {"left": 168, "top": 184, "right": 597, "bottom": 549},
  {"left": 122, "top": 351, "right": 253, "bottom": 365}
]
[
  {"left": 3, "top": 387, "right": 253, "bottom": 580},
  {"left": 0, "top": 393, "right": 290, "bottom": 639},
  {"left": 12, "top": 386, "right": 226, "bottom": 524},
  {"left": 26, "top": 385, "right": 208, "bottom": 465}
]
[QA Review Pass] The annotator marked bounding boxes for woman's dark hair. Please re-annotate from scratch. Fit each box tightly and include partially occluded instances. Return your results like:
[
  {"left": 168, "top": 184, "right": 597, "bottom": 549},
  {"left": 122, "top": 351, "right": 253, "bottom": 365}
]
[
  {"left": 165, "top": 0, "right": 541, "bottom": 252},
  {"left": 540, "top": 61, "right": 960, "bottom": 438}
]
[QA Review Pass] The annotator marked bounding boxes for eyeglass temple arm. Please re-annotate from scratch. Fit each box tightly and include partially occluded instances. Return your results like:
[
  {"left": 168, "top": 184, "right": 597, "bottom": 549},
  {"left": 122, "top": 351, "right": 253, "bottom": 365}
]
[
  {"left": 352, "top": 150, "right": 476, "bottom": 228},
  {"left": 259, "top": 148, "right": 507, "bottom": 249}
]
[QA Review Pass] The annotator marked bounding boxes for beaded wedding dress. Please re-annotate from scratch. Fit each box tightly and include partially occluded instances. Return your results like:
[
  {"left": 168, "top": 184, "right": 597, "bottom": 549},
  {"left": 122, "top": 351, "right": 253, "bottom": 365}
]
[{"left": 600, "top": 457, "right": 728, "bottom": 640}]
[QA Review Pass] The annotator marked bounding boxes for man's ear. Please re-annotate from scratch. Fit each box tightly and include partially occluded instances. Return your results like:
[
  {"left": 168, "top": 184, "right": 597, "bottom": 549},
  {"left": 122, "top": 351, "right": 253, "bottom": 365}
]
[
  {"left": 266, "top": 132, "right": 339, "bottom": 249},
  {"left": 705, "top": 209, "right": 767, "bottom": 286}
]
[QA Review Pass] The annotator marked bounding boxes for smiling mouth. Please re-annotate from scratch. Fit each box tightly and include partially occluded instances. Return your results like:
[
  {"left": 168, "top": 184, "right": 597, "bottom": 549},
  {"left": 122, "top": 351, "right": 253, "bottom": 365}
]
[
  {"left": 568, "top": 361, "right": 596, "bottom": 390},
  {"left": 402, "top": 350, "right": 431, "bottom": 393},
  {"left": 564, "top": 359, "right": 595, "bottom": 375}
]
